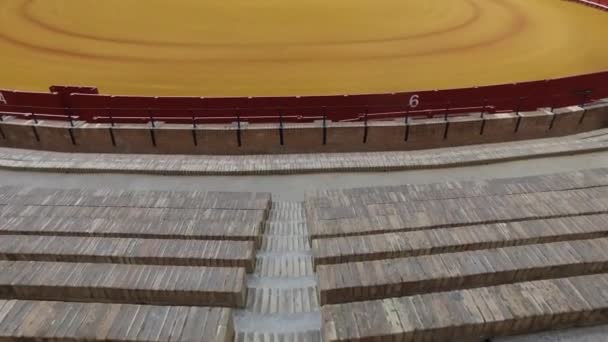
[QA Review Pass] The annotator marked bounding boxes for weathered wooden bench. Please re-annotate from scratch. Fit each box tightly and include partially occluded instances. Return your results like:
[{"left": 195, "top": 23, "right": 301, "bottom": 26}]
[
  {"left": 322, "top": 273, "right": 608, "bottom": 342},
  {"left": 0, "top": 261, "right": 247, "bottom": 307},
  {"left": 0, "top": 204, "right": 267, "bottom": 222},
  {"left": 318, "top": 238, "right": 608, "bottom": 304},
  {"left": 312, "top": 214, "right": 608, "bottom": 266},
  {"left": 0, "top": 300, "right": 234, "bottom": 341},
  {"left": 311, "top": 187, "right": 608, "bottom": 221},
  {"left": 0, "top": 189, "right": 271, "bottom": 211},
  {"left": 0, "top": 235, "right": 256, "bottom": 272},
  {"left": 0, "top": 216, "right": 264, "bottom": 245},
  {"left": 308, "top": 197, "right": 608, "bottom": 238},
  {"left": 307, "top": 168, "right": 608, "bottom": 205}
]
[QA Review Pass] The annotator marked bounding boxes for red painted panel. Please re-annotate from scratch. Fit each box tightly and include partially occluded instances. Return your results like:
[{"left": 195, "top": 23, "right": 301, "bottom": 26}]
[
  {"left": 2, "top": 70, "right": 608, "bottom": 124},
  {"left": 0, "top": 89, "right": 66, "bottom": 120}
]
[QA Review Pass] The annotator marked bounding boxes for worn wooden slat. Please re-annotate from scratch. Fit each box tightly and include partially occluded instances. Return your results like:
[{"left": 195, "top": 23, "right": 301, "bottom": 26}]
[
  {"left": 322, "top": 273, "right": 608, "bottom": 342},
  {"left": 0, "top": 235, "right": 256, "bottom": 272},
  {"left": 0, "top": 261, "right": 247, "bottom": 308},
  {"left": 308, "top": 196, "right": 608, "bottom": 239},
  {"left": 0, "top": 216, "right": 263, "bottom": 244},
  {"left": 312, "top": 214, "right": 608, "bottom": 266},
  {"left": 312, "top": 187, "right": 608, "bottom": 221},
  {"left": 308, "top": 168, "right": 608, "bottom": 204},
  {"left": 0, "top": 187, "right": 270, "bottom": 206},
  {"left": 0, "top": 300, "right": 234, "bottom": 342},
  {"left": 0, "top": 204, "right": 266, "bottom": 222},
  {"left": 317, "top": 238, "right": 608, "bottom": 304}
]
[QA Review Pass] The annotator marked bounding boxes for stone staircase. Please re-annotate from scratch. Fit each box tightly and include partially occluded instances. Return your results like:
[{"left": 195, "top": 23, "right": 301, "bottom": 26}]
[{"left": 233, "top": 202, "right": 322, "bottom": 341}]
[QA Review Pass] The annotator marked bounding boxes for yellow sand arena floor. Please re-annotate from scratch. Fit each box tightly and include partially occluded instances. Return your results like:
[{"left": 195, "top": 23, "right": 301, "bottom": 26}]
[{"left": 0, "top": 0, "right": 607, "bottom": 96}]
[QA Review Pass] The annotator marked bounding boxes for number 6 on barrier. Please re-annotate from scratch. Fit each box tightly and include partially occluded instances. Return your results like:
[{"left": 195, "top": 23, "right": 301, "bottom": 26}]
[
  {"left": 409, "top": 94, "right": 420, "bottom": 108},
  {"left": 0, "top": 91, "right": 6, "bottom": 105}
]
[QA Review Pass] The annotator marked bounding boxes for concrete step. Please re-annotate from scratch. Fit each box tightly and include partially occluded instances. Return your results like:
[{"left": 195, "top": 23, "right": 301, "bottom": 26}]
[
  {"left": 260, "top": 236, "right": 311, "bottom": 253},
  {"left": 234, "top": 330, "right": 322, "bottom": 342},
  {"left": 246, "top": 286, "right": 320, "bottom": 314},
  {"left": 255, "top": 255, "right": 315, "bottom": 278},
  {"left": 264, "top": 221, "right": 308, "bottom": 236},
  {"left": 268, "top": 202, "right": 305, "bottom": 222},
  {"left": 234, "top": 201, "right": 321, "bottom": 341},
  {"left": 233, "top": 312, "right": 322, "bottom": 338}
]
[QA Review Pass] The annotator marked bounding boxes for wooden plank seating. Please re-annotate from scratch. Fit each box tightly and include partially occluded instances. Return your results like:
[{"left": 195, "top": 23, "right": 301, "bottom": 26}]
[
  {"left": 307, "top": 168, "right": 608, "bottom": 206},
  {"left": 312, "top": 214, "right": 608, "bottom": 266},
  {"left": 0, "top": 204, "right": 267, "bottom": 222},
  {"left": 308, "top": 196, "right": 608, "bottom": 238},
  {"left": 0, "top": 216, "right": 263, "bottom": 244},
  {"left": 317, "top": 238, "right": 608, "bottom": 305},
  {"left": 0, "top": 261, "right": 247, "bottom": 307},
  {"left": 0, "top": 189, "right": 271, "bottom": 211},
  {"left": 321, "top": 273, "right": 608, "bottom": 342},
  {"left": 310, "top": 187, "right": 608, "bottom": 221},
  {"left": 0, "top": 235, "right": 257, "bottom": 272},
  {"left": 0, "top": 300, "right": 234, "bottom": 341}
]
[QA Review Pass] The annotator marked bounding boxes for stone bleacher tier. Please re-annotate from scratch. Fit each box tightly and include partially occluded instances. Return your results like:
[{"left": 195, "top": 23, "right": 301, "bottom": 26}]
[
  {"left": 2, "top": 169, "right": 608, "bottom": 340},
  {"left": 305, "top": 168, "right": 608, "bottom": 341},
  {"left": 0, "top": 187, "right": 271, "bottom": 341}
]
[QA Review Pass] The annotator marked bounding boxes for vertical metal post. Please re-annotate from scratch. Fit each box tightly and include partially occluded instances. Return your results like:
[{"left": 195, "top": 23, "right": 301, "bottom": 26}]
[
  {"left": 514, "top": 97, "right": 524, "bottom": 133},
  {"left": 30, "top": 108, "right": 40, "bottom": 142},
  {"left": 279, "top": 109, "right": 284, "bottom": 146},
  {"left": 31, "top": 109, "right": 38, "bottom": 124},
  {"left": 107, "top": 108, "right": 116, "bottom": 147},
  {"left": 480, "top": 99, "right": 487, "bottom": 135},
  {"left": 0, "top": 114, "right": 5, "bottom": 140},
  {"left": 67, "top": 108, "right": 74, "bottom": 128},
  {"left": 108, "top": 108, "right": 115, "bottom": 127},
  {"left": 363, "top": 107, "right": 369, "bottom": 143},
  {"left": 404, "top": 107, "right": 410, "bottom": 142},
  {"left": 0, "top": 112, "right": 5, "bottom": 140},
  {"left": 236, "top": 108, "right": 242, "bottom": 147},
  {"left": 443, "top": 101, "right": 451, "bottom": 140},
  {"left": 148, "top": 109, "right": 156, "bottom": 147},
  {"left": 516, "top": 97, "right": 523, "bottom": 116},
  {"left": 66, "top": 107, "right": 76, "bottom": 145},
  {"left": 191, "top": 110, "right": 198, "bottom": 146},
  {"left": 581, "top": 90, "right": 591, "bottom": 108},
  {"left": 578, "top": 90, "right": 592, "bottom": 125},
  {"left": 322, "top": 107, "right": 327, "bottom": 145},
  {"left": 148, "top": 109, "right": 156, "bottom": 128},
  {"left": 548, "top": 97, "right": 558, "bottom": 131}
]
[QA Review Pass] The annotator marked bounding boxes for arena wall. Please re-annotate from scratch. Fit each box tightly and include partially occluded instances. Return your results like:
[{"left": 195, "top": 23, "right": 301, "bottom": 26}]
[
  {"left": 1, "top": 71, "right": 608, "bottom": 124},
  {"left": 1, "top": 100, "right": 606, "bottom": 155}
]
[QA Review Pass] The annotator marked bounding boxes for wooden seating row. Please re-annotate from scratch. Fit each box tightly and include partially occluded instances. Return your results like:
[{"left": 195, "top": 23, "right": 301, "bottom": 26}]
[
  {"left": 0, "top": 300, "right": 234, "bottom": 341},
  {"left": 322, "top": 273, "right": 608, "bottom": 342},
  {"left": 0, "top": 190, "right": 271, "bottom": 211},
  {"left": 310, "top": 187, "right": 608, "bottom": 221},
  {"left": 0, "top": 187, "right": 271, "bottom": 203},
  {"left": 0, "top": 204, "right": 267, "bottom": 222},
  {"left": 307, "top": 168, "right": 608, "bottom": 207},
  {"left": 0, "top": 261, "right": 247, "bottom": 307},
  {"left": 312, "top": 214, "right": 608, "bottom": 266},
  {"left": 317, "top": 238, "right": 608, "bottom": 304},
  {"left": 0, "top": 216, "right": 263, "bottom": 244},
  {"left": 0, "top": 235, "right": 256, "bottom": 272},
  {"left": 309, "top": 197, "right": 608, "bottom": 238}
]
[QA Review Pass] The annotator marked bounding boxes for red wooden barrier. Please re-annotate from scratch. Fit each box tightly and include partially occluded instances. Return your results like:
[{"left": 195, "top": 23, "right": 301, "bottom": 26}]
[{"left": 1, "top": 71, "right": 607, "bottom": 124}]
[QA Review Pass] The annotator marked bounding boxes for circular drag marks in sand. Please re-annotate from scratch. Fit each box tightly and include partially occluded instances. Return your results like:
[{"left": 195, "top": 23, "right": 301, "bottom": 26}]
[{"left": 0, "top": 0, "right": 607, "bottom": 96}]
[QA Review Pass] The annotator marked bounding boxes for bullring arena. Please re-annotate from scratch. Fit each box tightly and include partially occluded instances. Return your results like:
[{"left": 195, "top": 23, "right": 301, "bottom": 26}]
[
  {"left": 0, "top": 0, "right": 608, "bottom": 96},
  {"left": 2, "top": 1, "right": 608, "bottom": 342}
]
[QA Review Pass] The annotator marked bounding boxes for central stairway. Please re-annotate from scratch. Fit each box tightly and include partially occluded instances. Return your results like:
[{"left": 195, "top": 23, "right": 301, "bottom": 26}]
[{"left": 233, "top": 202, "right": 322, "bottom": 341}]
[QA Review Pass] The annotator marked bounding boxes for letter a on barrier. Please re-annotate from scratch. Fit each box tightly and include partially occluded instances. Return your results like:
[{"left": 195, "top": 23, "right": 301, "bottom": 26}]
[{"left": 0, "top": 92, "right": 6, "bottom": 105}]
